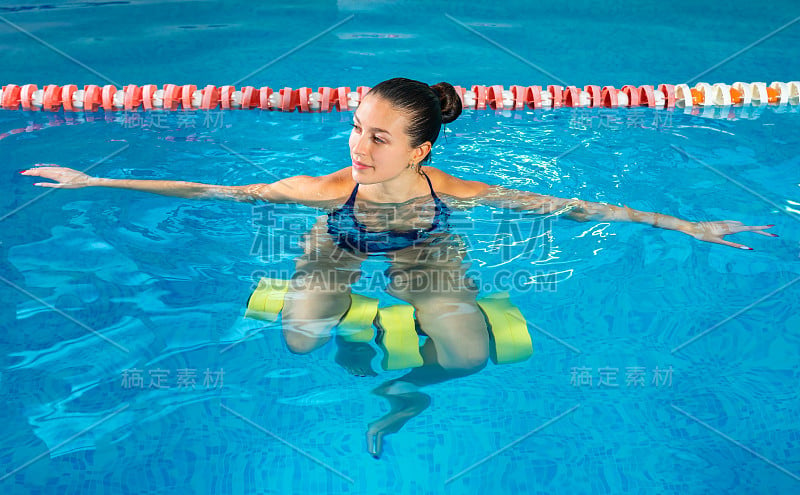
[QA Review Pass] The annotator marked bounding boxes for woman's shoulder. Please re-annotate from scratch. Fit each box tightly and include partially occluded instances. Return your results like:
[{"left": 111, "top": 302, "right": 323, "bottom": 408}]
[
  {"left": 423, "top": 166, "right": 490, "bottom": 199},
  {"left": 298, "top": 167, "right": 354, "bottom": 195}
]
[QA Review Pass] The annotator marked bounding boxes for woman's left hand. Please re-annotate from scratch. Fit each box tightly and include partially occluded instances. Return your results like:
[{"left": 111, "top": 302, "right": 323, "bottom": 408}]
[{"left": 684, "top": 220, "right": 777, "bottom": 250}]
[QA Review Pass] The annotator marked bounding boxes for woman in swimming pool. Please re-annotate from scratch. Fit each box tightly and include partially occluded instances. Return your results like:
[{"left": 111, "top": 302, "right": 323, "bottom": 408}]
[{"left": 21, "top": 77, "right": 776, "bottom": 458}]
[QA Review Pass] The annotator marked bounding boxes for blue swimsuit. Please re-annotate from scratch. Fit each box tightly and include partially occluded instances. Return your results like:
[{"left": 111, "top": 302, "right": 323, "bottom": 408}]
[{"left": 326, "top": 172, "right": 452, "bottom": 253}]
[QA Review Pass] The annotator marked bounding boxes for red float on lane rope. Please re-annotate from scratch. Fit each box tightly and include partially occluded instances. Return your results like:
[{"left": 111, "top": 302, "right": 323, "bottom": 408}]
[
  {"left": 181, "top": 85, "right": 197, "bottom": 109},
  {"left": 200, "top": 85, "right": 220, "bottom": 110},
  {"left": 658, "top": 84, "right": 675, "bottom": 108},
  {"left": 42, "top": 84, "right": 62, "bottom": 112},
  {"left": 562, "top": 86, "right": 581, "bottom": 107},
  {"left": 101, "top": 85, "right": 117, "bottom": 111},
  {"left": 220, "top": 85, "right": 235, "bottom": 110},
  {"left": 509, "top": 85, "right": 526, "bottom": 110},
  {"left": 524, "top": 86, "right": 543, "bottom": 109},
  {"left": 621, "top": 85, "right": 640, "bottom": 107},
  {"left": 20, "top": 84, "right": 38, "bottom": 111},
  {"left": 638, "top": 85, "right": 655, "bottom": 108},
  {"left": 83, "top": 85, "right": 102, "bottom": 112},
  {"left": 124, "top": 85, "right": 143, "bottom": 111},
  {"left": 584, "top": 85, "right": 601, "bottom": 108},
  {"left": 240, "top": 86, "right": 256, "bottom": 109},
  {"left": 333, "top": 87, "right": 350, "bottom": 111},
  {"left": 2, "top": 84, "right": 21, "bottom": 110},
  {"left": 141, "top": 84, "right": 157, "bottom": 110},
  {"left": 61, "top": 84, "right": 78, "bottom": 112},
  {"left": 487, "top": 85, "right": 505, "bottom": 110},
  {"left": 453, "top": 86, "right": 467, "bottom": 108},
  {"left": 162, "top": 84, "right": 182, "bottom": 110},
  {"left": 547, "top": 85, "right": 563, "bottom": 108},
  {"left": 258, "top": 87, "right": 273, "bottom": 110},
  {"left": 357, "top": 86, "right": 371, "bottom": 102},
  {"left": 601, "top": 86, "right": 618, "bottom": 108},
  {"left": 471, "top": 85, "right": 487, "bottom": 110},
  {"left": 297, "top": 87, "right": 312, "bottom": 112},
  {"left": 318, "top": 87, "right": 333, "bottom": 112},
  {"left": 278, "top": 87, "right": 293, "bottom": 112}
]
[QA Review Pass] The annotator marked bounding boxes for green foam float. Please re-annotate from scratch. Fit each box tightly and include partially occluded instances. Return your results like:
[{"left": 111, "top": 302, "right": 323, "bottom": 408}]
[{"left": 245, "top": 277, "right": 533, "bottom": 371}]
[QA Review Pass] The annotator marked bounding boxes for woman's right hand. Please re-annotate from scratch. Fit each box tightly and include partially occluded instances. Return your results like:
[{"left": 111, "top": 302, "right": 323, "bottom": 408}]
[{"left": 20, "top": 164, "right": 94, "bottom": 189}]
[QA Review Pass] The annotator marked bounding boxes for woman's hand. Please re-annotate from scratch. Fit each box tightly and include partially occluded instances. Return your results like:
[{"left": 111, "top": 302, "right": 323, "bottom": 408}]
[
  {"left": 683, "top": 220, "right": 777, "bottom": 250},
  {"left": 20, "top": 164, "right": 93, "bottom": 189}
]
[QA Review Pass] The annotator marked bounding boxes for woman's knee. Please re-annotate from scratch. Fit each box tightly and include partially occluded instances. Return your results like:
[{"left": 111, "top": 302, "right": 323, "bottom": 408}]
[
  {"left": 283, "top": 329, "right": 329, "bottom": 355},
  {"left": 440, "top": 351, "right": 489, "bottom": 375}
]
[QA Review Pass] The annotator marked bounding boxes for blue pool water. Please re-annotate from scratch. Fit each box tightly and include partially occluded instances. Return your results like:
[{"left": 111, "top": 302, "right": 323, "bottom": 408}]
[{"left": 1, "top": 1, "right": 799, "bottom": 494}]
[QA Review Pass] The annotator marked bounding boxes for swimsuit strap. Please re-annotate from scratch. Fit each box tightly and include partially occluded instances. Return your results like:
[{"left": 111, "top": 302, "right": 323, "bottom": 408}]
[
  {"left": 344, "top": 183, "right": 359, "bottom": 207},
  {"left": 420, "top": 171, "right": 440, "bottom": 201},
  {"left": 346, "top": 171, "right": 438, "bottom": 207}
]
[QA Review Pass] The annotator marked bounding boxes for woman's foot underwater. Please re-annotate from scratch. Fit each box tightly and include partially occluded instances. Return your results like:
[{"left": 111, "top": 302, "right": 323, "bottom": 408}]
[
  {"left": 334, "top": 336, "right": 378, "bottom": 377},
  {"left": 366, "top": 380, "right": 431, "bottom": 459}
]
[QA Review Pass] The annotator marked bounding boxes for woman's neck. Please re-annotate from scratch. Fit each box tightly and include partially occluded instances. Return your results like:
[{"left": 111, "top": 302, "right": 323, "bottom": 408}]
[{"left": 359, "top": 168, "right": 429, "bottom": 204}]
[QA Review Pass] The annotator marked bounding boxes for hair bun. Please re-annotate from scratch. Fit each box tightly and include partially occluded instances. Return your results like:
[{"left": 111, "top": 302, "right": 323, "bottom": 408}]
[{"left": 430, "top": 82, "right": 463, "bottom": 124}]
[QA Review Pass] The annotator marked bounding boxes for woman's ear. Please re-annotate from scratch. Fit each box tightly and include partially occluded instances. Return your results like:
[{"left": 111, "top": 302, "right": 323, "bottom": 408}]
[{"left": 413, "top": 141, "right": 432, "bottom": 163}]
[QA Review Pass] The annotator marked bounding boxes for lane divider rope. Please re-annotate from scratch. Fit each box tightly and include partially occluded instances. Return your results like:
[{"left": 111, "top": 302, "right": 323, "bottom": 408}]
[{"left": 1, "top": 81, "right": 799, "bottom": 112}]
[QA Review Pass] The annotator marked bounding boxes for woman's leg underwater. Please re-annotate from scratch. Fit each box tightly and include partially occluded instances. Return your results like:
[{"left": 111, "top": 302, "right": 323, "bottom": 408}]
[
  {"left": 281, "top": 229, "right": 366, "bottom": 355},
  {"left": 367, "top": 246, "right": 489, "bottom": 457}
]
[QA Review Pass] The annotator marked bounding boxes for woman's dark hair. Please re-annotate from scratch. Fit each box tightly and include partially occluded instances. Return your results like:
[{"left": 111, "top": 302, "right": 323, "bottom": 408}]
[{"left": 366, "top": 77, "right": 462, "bottom": 167}]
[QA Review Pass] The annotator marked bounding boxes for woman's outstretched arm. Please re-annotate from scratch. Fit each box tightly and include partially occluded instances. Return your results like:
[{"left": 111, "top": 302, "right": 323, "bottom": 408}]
[
  {"left": 472, "top": 185, "right": 778, "bottom": 250},
  {"left": 20, "top": 164, "right": 349, "bottom": 206}
]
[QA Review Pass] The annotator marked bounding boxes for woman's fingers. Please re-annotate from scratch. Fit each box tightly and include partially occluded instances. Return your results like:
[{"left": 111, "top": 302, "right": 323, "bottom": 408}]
[
  {"left": 714, "top": 238, "right": 753, "bottom": 250},
  {"left": 21, "top": 167, "right": 56, "bottom": 176},
  {"left": 745, "top": 224, "right": 778, "bottom": 237}
]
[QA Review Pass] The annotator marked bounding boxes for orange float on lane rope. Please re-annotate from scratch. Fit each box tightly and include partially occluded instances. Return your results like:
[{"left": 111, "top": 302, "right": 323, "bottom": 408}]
[
  {"left": 690, "top": 88, "right": 704, "bottom": 106},
  {"left": 766, "top": 87, "right": 779, "bottom": 104}
]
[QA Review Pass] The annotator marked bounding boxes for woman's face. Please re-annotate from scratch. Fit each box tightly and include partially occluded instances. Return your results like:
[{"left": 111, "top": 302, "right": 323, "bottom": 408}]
[{"left": 349, "top": 95, "right": 430, "bottom": 184}]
